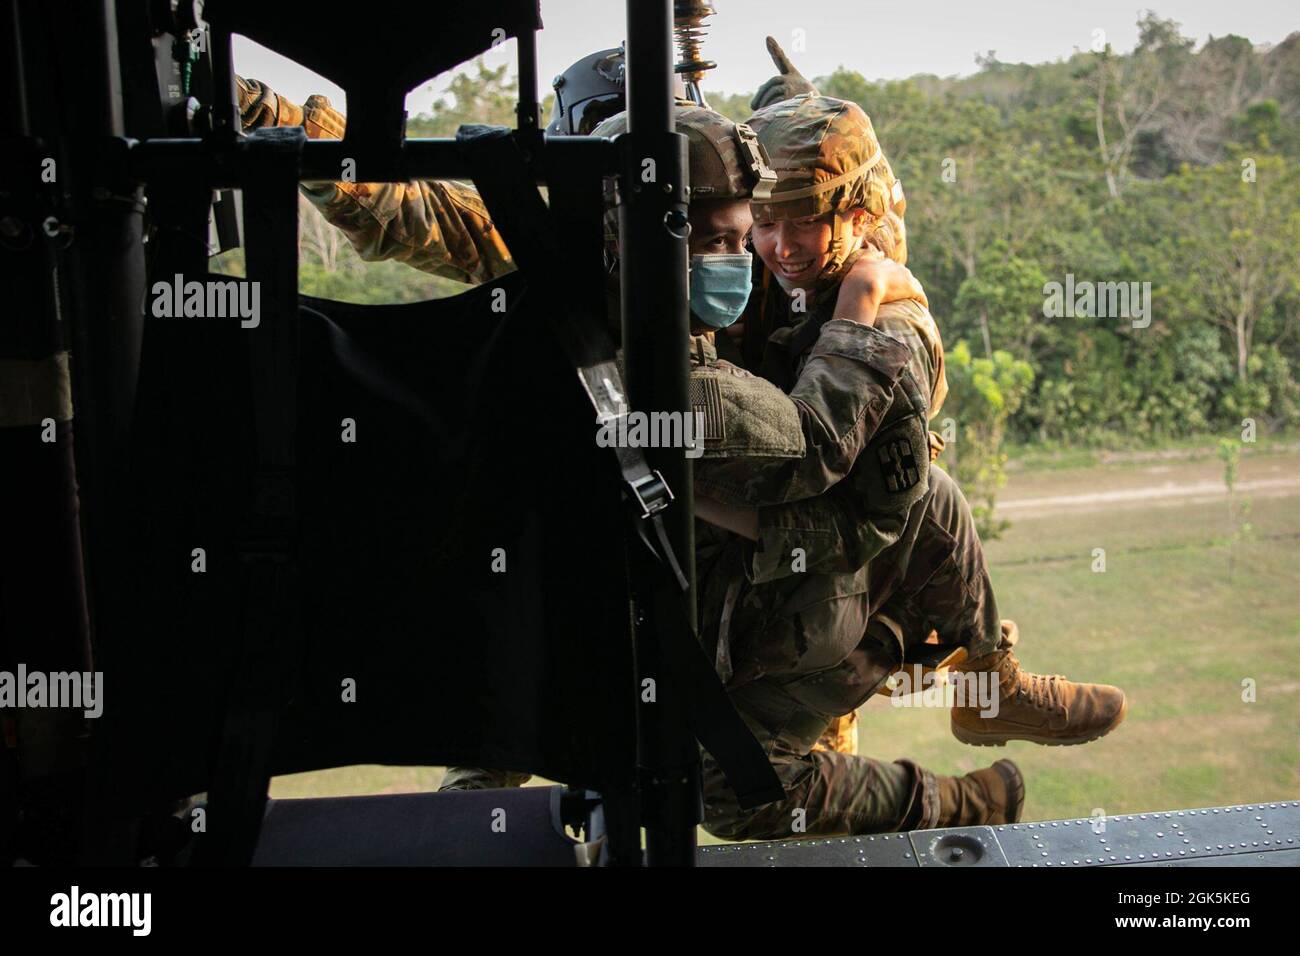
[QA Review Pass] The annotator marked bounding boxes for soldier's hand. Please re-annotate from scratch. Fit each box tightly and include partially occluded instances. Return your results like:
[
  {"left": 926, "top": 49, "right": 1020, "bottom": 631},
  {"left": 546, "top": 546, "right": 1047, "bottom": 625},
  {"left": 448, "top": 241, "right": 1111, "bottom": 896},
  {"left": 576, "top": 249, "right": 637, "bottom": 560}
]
[
  {"left": 236, "top": 76, "right": 322, "bottom": 136},
  {"left": 750, "top": 36, "right": 819, "bottom": 111},
  {"left": 237, "top": 76, "right": 263, "bottom": 130},
  {"left": 834, "top": 254, "right": 927, "bottom": 326},
  {"left": 236, "top": 75, "right": 283, "bottom": 132}
]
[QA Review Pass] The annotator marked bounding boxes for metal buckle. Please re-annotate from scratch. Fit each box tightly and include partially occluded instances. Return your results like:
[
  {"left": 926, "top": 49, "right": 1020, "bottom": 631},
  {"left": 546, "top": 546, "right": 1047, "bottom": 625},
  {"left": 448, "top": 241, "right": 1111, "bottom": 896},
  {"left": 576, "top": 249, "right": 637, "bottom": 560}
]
[
  {"left": 735, "top": 123, "right": 776, "bottom": 201},
  {"left": 627, "top": 470, "right": 674, "bottom": 519}
]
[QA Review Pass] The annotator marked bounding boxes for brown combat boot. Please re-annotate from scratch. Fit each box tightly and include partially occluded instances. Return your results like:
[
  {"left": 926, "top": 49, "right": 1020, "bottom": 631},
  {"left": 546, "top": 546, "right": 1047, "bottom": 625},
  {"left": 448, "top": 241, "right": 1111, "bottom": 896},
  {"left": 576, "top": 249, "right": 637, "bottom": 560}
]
[
  {"left": 950, "top": 621, "right": 1127, "bottom": 747},
  {"left": 936, "top": 759, "right": 1025, "bottom": 827},
  {"left": 892, "top": 758, "right": 1023, "bottom": 830}
]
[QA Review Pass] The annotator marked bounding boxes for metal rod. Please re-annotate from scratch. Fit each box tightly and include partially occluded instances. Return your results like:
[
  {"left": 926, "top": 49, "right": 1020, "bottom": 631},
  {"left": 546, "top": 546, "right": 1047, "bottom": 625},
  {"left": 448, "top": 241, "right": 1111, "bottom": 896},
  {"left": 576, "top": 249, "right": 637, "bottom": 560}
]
[
  {"left": 621, "top": 0, "right": 698, "bottom": 867},
  {"left": 515, "top": 28, "right": 539, "bottom": 132},
  {"left": 1, "top": 0, "right": 30, "bottom": 135},
  {"left": 206, "top": 24, "right": 240, "bottom": 137}
]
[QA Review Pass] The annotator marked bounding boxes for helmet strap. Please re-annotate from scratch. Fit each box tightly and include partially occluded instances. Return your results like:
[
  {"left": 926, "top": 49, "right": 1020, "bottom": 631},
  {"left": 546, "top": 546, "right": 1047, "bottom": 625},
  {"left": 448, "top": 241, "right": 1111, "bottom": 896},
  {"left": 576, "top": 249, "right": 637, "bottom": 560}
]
[{"left": 815, "top": 211, "right": 862, "bottom": 284}]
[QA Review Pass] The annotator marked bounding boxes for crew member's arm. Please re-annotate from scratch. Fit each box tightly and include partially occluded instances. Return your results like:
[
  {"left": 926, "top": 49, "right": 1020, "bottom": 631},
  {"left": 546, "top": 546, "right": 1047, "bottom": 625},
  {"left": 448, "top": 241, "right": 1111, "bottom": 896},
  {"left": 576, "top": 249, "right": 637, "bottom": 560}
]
[
  {"left": 237, "top": 77, "right": 514, "bottom": 285},
  {"left": 835, "top": 255, "right": 947, "bottom": 421},
  {"left": 692, "top": 320, "right": 912, "bottom": 507},
  {"left": 693, "top": 495, "right": 759, "bottom": 540},
  {"left": 698, "top": 483, "right": 896, "bottom": 584}
]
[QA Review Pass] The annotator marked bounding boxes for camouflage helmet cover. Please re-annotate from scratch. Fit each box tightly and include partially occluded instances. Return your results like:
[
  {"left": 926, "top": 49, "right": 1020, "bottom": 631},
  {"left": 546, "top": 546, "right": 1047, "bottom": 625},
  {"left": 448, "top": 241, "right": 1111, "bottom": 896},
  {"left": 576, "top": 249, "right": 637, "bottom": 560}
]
[
  {"left": 592, "top": 104, "right": 776, "bottom": 202},
  {"left": 746, "top": 94, "right": 905, "bottom": 224}
]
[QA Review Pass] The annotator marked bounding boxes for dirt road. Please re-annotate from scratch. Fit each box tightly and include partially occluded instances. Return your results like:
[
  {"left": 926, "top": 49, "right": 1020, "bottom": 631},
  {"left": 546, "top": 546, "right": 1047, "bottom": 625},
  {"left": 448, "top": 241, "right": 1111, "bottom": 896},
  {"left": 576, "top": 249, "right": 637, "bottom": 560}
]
[{"left": 996, "top": 448, "right": 1300, "bottom": 519}]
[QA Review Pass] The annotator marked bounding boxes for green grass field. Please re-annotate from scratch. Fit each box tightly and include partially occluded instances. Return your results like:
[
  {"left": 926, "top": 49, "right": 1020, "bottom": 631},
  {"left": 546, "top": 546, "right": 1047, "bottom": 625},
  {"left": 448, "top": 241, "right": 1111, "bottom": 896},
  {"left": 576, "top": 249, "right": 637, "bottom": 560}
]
[
  {"left": 271, "top": 443, "right": 1300, "bottom": 837},
  {"left": 861, "top": 448, "right": 1300, "bottom": 825}
]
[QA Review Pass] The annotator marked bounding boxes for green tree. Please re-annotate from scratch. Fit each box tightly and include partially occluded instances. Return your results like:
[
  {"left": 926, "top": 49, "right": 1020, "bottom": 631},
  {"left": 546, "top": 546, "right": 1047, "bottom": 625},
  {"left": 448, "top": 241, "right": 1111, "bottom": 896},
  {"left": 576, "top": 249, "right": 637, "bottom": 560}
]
[
  {"left": 1158, "top": 155, "right": 1300, "bottom": 383},
  {"left": 407, "top": 59, "right": 518, "bottom": 137},
  {"left": 944, "top": 341, "right": 1035, "bottom": 538},
  {"left": 953, "top": 252, "right": 1052, "bottom": 362}
]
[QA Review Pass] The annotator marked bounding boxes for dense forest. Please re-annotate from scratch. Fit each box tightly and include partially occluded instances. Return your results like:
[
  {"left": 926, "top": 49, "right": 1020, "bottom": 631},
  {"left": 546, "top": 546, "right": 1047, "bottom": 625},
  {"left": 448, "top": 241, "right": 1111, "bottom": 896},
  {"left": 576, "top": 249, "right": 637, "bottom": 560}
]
[{"left": 285, "top": 14, "right": 1300, "bottom": 458}]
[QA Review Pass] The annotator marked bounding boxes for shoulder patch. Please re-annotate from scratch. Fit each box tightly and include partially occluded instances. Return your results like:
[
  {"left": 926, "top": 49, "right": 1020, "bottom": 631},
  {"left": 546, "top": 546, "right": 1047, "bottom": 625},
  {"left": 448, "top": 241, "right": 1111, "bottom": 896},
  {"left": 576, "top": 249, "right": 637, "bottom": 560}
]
[
  {"left": 689, "top": 376, "right": 726, "bottom": 441},
  {"left": 878, "top": 435, "right": 921, "bottom": 492}
]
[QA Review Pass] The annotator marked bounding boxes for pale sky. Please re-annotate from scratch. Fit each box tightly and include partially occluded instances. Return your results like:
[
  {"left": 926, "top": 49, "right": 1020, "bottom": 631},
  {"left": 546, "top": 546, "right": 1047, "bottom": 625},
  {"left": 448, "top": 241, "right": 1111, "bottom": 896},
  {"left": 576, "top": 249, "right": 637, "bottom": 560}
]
[{"left": 232, "top": 0, "right": 1299, "bottom": 113}]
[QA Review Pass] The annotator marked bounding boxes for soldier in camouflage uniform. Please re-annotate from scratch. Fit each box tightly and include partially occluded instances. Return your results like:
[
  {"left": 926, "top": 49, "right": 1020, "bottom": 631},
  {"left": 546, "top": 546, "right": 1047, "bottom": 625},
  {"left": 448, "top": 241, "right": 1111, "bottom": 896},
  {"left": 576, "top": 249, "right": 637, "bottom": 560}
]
[
  {"left": 236, "top": 74, "right": 1028, "bottom": 834},
  {"left": 734, "top": 92, "right": 1127, "bottom": 731}
]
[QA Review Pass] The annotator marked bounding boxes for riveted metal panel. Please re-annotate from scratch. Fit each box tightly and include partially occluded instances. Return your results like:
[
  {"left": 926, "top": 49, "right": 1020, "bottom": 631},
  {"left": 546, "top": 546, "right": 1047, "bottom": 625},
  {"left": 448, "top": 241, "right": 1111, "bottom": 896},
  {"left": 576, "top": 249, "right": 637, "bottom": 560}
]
[
  {"left": 698, "top": 832, "right": 918, "bottom": 867},
  {"left": 909, "top": 825, "right": 1008, "bottom": 867},
  {"left": 991, "top": 801, "right": 1300, "bottom": 868},
  {"left": 698, "top": 802, "right": 1300, "bottom": 868}
]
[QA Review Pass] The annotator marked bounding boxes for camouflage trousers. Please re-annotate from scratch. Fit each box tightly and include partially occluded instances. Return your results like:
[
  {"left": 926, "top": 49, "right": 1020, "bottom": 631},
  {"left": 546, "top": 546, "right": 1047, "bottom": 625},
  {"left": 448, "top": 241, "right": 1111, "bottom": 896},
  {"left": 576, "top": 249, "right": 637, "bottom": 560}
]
[
  {"left": 440, "top": 767, "right": 532, "bottom": 791},
  {"left": 701, "top": 465, "right": 1003, "bottom": 840},
  {"left": 442, "top": 466, "right": 1004, "bottom": 840},
  {"left": 865, "top": 465, "right": 1002, "bottom": 663}
]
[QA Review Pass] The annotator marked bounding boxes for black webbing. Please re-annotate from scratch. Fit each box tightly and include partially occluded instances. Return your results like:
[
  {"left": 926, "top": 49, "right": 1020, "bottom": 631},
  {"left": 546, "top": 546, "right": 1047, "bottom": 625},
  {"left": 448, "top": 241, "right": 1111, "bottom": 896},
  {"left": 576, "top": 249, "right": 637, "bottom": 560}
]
[{"left": 198, "top": 126, "right": 307, "bottom": 865}]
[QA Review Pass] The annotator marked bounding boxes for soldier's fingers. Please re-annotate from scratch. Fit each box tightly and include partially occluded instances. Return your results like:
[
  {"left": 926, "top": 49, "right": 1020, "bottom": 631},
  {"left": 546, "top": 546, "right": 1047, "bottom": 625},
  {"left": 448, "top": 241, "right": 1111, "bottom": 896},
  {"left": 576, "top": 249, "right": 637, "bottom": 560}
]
[
  {"left": 750, "top": 77, "right": 779, "bottom": 111},
  {"left": 894, "top": 266, "right": 929, "bottom": 307},
  {"left": 903, "top": 268, "right": 925, "bottom": 301},
  {"left": 765, "top": 36, "right": 804, "bottom": 78},
  {"left": 235, "top": 76, "right": 257, "bottom": 114}
]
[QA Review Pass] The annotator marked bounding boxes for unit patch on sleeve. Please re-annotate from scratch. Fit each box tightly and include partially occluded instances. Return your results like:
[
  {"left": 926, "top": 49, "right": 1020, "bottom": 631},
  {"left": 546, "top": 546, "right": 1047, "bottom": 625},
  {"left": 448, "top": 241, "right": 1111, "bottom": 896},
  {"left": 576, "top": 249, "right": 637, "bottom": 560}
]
[{"left": 879, "top": 436, "right": 920, "bottom": 492}]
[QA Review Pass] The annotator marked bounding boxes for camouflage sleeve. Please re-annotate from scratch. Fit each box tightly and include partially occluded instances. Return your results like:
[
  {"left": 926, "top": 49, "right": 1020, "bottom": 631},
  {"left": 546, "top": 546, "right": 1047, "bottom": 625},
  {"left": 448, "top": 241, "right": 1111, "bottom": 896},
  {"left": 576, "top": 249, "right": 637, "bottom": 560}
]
[
  {"left": 873, "top": 299, "right": 947, "bottom": 421},
  {"left": 236, "top": 77, "right": 515, "bottom": 285},
  {"left": 299, "top": 177, "right": 515, "bottom": 285},
  {"left": 745, "top": 486, "right": 885, "bottom": 584},
  {"left": 694, "top": 320, "right": 912, "bottom": 507}
]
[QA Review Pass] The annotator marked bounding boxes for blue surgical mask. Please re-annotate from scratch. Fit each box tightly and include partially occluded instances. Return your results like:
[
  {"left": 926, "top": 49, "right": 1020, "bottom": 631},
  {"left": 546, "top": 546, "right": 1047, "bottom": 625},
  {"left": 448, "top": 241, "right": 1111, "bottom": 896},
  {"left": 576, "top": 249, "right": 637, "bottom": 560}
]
[{"left": 689, "top": 253, "right": 753, "bottom": 329}]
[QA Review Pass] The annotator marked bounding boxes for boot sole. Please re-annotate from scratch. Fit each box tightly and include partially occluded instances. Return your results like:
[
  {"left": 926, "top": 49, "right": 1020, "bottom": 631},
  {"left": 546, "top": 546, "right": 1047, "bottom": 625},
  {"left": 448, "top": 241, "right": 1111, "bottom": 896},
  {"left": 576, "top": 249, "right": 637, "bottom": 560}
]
[{"left": 952, "top": 696, "right": 1128, "bottom": 747}]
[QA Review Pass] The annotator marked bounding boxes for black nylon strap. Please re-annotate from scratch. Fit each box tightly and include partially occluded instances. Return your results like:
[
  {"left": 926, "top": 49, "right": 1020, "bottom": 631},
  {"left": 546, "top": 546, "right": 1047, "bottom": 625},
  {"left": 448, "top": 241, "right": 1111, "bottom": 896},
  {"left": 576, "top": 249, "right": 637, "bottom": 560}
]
[
  {"left": 200, "top": 126, "right": 307, "bottom": 865},
  {"left": 458, "top": 125, "right": 783, "bottom": 809}
]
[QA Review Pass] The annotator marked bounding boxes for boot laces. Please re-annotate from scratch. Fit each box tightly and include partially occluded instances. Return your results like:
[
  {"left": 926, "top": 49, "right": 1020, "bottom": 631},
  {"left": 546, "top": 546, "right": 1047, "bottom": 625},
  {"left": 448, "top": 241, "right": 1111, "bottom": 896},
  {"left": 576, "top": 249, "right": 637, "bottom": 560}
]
[{"left": 1017, "top": 669, "right": 1067, "bottom": 715}]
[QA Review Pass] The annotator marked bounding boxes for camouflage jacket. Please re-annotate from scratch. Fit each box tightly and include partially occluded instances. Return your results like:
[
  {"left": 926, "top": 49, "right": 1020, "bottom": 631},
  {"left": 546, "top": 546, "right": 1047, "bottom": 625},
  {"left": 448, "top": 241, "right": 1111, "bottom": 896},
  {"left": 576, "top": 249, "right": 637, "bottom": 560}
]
[
  {"left": 239, "top": 78, "right": 514, "bottom": 284},
  {"left": 690, "top": 324, "right": 932, "bottom": 686}
]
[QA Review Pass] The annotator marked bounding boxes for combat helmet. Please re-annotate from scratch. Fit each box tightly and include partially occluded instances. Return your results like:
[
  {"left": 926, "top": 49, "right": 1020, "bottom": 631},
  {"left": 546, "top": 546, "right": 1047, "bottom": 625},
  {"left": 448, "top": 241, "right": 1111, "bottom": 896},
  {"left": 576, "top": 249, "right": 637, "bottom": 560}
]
[
  {"left": 547, "top": 46, "right": 691, "bottom": 136},
  {"left": 592, "top": 104, "right": 775, "bottom": 202},
  {"left": 746, "top": 94, "right": 907, "bottom": 281}
]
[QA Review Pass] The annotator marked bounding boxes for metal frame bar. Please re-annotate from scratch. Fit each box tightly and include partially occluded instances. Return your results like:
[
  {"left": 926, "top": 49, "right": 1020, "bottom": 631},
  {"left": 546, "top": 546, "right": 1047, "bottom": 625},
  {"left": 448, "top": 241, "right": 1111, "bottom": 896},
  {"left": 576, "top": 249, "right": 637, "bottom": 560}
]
[
  {"left": 125, "top": 135, "right": 615, "bottom": 188},
  {"left": 619, "top": 0, "right": 699, "bottom": 866}
]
